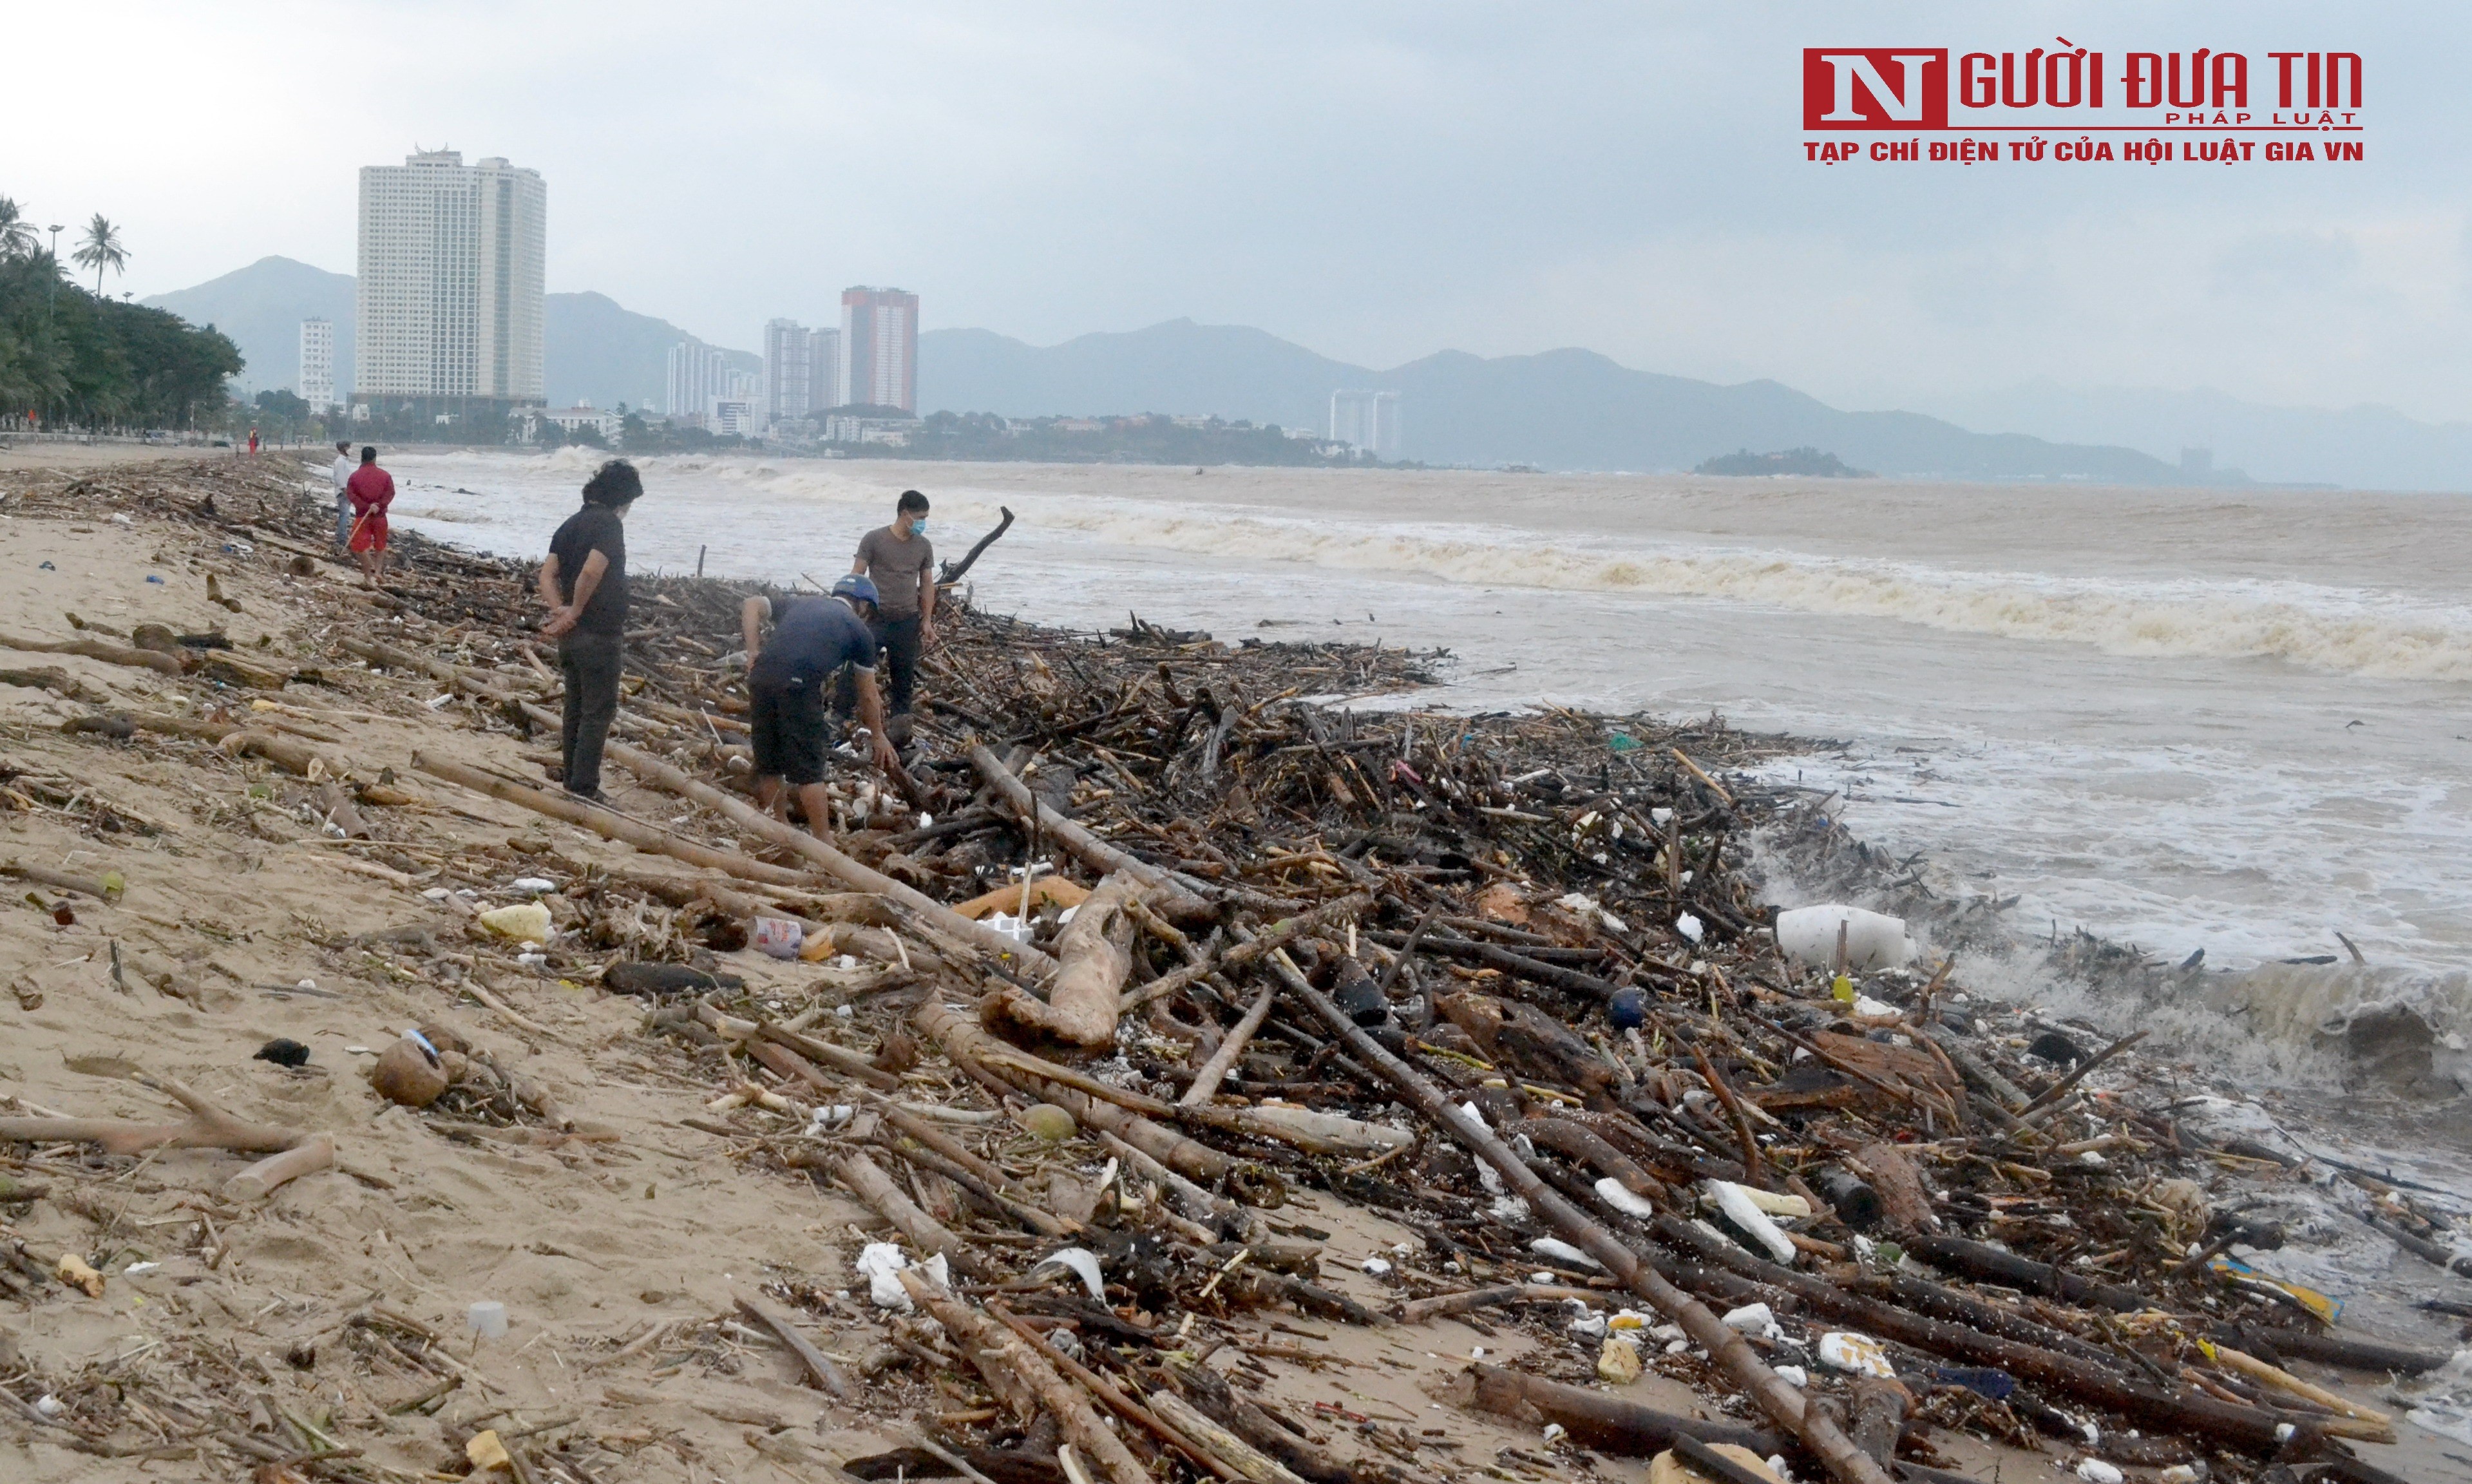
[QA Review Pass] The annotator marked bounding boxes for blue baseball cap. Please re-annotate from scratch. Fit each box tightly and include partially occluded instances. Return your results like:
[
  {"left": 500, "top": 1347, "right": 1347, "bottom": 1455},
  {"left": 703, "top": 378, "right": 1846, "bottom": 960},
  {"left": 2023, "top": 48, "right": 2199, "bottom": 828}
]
[{"left": 831, "top": 574, "right": 880, "bottom": 606}]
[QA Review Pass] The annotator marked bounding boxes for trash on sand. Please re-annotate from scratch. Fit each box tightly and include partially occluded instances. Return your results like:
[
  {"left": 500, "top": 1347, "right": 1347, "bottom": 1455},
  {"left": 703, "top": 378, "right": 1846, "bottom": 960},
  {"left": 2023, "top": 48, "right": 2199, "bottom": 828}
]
[
  {"left": 1816, "top": 1331, "right": 1897, "bottom": 1378},
  {"left": 750, "top": 916, "right": 804, "bottom": 958},
  {"left": 476, "top": 902, "right": 552, "bottom": 940},
  {"left": 1032, "top": 1246, "right": 1108, "bottom": 1300},
  {"left": 254, "top": 1038, "right": 311, "bottom": 1068},
  {"left": 467, "top": 1300, "right": 509, "bottom": 1338},
  {"left": 55, "top": 1253, "right": 104, "bottom": 1297},
  {"left": 370, "top": 1036, "right": 449, "bottom": 1108},
  {"left": 1774, "top": 904, "right": 1913, "bottom": 971}
]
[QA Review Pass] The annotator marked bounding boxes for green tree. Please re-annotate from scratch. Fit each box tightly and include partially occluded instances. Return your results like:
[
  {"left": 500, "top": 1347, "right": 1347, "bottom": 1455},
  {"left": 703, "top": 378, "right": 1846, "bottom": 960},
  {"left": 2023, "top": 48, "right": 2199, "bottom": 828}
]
[
  {"left": 0, "top": 198, "right": 36, "bottom": 262},
  {"left": 0, "top": 248, "right": 237, "bottom": 428},
  {"left": 70, "top": 214, "right": 127, "bottom": 296}
]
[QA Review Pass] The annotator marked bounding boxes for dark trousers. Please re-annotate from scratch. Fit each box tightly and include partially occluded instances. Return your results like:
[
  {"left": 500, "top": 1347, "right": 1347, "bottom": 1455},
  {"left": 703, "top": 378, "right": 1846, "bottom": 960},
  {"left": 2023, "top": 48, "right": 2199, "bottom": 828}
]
[
  {"left": 558, "top": 631, "right": 622, "bottom": 797},
  {"left": 876, "top": 613, "right": 922, "bottom": 715},
  {"left": 837, "top": 613, "right": 922, "bottom": 718}
]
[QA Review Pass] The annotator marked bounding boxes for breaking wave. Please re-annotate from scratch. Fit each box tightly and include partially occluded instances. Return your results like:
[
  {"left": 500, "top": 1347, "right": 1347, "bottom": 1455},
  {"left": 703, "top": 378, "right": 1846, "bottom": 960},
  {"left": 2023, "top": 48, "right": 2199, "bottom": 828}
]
[{"left": 1027, "top": 504, "right": 2472, "bottom": 683}]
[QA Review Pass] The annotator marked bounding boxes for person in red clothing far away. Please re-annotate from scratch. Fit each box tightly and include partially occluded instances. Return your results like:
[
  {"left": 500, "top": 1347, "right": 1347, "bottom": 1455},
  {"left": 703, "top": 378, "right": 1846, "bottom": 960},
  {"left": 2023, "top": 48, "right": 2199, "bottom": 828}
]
[
  {"left": 246, "top": 427, "right": 260, "bottom": 456},
  {"left": 344, "top": 444, "right": 395, "bottom": 588}
]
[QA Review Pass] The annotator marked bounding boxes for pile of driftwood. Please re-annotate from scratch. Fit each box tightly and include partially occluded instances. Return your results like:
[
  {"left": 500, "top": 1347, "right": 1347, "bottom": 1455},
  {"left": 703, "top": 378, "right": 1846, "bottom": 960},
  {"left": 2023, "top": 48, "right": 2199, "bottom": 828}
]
[{"left": 0, "top": 457, "right": 2452, "bottom": 1484}]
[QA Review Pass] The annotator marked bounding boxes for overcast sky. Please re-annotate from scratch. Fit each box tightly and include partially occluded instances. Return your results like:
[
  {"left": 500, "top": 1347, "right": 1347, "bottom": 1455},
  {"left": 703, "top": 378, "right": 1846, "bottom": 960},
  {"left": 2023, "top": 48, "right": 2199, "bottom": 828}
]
[{"left": 10, "top": 1, "right": 2464, "bottom": 420}]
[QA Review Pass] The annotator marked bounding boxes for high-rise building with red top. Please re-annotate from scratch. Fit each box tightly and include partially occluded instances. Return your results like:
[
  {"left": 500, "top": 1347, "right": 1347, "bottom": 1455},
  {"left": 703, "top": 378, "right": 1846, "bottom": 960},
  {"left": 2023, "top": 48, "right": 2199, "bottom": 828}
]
[{"left": 839, "top": 287, "right": 918, "bottom": 413}]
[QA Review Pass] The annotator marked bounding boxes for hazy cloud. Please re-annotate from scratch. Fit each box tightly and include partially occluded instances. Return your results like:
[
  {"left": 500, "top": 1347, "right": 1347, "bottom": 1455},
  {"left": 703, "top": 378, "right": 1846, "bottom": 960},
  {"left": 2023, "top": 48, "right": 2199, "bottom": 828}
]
[{"left": 5, "top": 1, "right": 2464, "bottom": 417}]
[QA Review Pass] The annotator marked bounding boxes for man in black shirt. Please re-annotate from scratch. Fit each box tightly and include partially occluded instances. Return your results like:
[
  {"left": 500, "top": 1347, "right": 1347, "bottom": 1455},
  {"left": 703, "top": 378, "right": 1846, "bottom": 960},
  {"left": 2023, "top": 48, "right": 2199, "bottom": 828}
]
[
  {"left": 741, "top": 575, "right": 902, "bottom": 838},
  {"left": 538, "top": 460, "right": 640, "bottom": 800}
]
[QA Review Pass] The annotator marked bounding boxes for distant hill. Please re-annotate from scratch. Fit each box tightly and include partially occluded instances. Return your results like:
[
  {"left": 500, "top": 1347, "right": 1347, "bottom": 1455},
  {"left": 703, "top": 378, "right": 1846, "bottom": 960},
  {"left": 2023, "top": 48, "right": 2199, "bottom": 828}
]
[
  {"left": 542, "top": 290, "right": 757, "bottom": 411},
  {"left": 143, "top": 256, "right": 354, "bottom": 397},
  {"left": 922, "top": 319, "right": 2182, "bottom": 481},
  {"left": 155, "top": 260, "right": 2420, "bottom": 484},
  {"left": 1921, "top": 379, "right": 2472, "bottom": 492},
  {"left": 142, "top": 258, "right": 757, "bottom": 410}
]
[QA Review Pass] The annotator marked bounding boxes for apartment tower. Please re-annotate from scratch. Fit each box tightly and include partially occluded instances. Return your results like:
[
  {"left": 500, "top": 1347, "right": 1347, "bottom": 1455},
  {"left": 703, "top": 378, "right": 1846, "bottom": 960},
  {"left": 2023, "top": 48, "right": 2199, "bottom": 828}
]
[
  {"left": 839, "top": 287, "right": 918, "bottom": 413},
  {"left": 761, "top": 318, "right": 810, "bottom": 427},
  {"left": 1329, "top": 390, "right": 1402, "bottom": 459},
  {"left": 354, "top": 149, "right": 546, "bottom": 419},
  {"left": 297, "top": 318, "right": 335, "bottom": 413},
  {"left": 808, "top": 327, "right": 842, "bottom": 411},
  {"left": 665, "top": 342, "right": 726, "bottom": 421}
]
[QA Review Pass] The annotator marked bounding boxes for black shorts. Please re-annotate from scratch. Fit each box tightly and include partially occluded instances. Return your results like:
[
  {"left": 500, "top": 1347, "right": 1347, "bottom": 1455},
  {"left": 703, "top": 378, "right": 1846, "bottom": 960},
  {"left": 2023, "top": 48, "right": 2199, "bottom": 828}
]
[{"left": 748, "top": 677, "right": 828, "bottom": 786}]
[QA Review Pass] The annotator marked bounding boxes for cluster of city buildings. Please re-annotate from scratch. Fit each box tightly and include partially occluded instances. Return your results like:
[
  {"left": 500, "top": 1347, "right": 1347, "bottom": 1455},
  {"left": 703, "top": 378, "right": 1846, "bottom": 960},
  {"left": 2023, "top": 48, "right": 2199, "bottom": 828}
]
[
  {"left": 665, "top": 287, "right": 918, "bottom": 444},
  {"left": 292, "top": 148, "right": 1400, "bottom": 459}
]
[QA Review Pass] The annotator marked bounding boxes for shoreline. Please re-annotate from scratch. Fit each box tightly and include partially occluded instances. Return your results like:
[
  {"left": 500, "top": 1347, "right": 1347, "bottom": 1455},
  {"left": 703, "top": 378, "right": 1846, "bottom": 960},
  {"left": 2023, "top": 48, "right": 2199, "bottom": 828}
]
[{"left": 0, "top": 453, "right": 2463, "bottom": 1483}]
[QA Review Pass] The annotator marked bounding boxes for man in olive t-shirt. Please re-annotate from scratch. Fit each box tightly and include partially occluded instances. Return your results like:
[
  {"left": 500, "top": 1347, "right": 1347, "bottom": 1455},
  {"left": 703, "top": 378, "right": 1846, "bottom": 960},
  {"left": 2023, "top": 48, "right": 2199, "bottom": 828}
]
[{"left": 848, "top": 489, "right": 935, "bottom": 736}]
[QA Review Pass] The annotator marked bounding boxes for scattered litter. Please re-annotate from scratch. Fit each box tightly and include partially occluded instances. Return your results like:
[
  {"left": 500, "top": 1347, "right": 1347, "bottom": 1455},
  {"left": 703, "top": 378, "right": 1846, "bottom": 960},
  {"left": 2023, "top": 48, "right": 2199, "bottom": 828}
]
[
  {"left": 1816, "top": 1331, "right": 1897, "bottom": 1378},
  {"left": 1032, "top": 1246, "right": 1108, "bottom": 1300}
]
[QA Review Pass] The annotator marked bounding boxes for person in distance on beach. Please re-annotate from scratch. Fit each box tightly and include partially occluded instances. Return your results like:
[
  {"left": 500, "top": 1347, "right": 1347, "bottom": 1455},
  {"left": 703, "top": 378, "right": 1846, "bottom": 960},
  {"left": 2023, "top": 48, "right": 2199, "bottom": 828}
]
[
  {"left": 344, "top": 445, "right": 394, "bottom": 589},
  {"left": 741, "top": 575, "right": 902, "bottom": 839},
  {"left": 846, "top": 489, "right": 935, "bottom": 748},
  {"left": 329, "top": 440, "right": 354, "bottom": 547},
  {"left": 538, "top": 459, "right": 640, "bottom": 802}
]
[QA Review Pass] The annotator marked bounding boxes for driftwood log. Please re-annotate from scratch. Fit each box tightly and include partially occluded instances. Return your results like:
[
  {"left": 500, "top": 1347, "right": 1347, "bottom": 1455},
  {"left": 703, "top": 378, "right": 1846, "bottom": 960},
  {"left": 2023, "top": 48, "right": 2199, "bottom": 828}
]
[{"left": 982, "top": 872, "right": 1143, "bottom": 1047}]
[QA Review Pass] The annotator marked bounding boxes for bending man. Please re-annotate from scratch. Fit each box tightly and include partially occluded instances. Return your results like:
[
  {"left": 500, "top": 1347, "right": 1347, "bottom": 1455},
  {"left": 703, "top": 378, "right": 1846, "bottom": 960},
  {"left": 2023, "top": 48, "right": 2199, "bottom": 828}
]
[{"left": 741, "top": 575, "right": 902, "bottom": 838}]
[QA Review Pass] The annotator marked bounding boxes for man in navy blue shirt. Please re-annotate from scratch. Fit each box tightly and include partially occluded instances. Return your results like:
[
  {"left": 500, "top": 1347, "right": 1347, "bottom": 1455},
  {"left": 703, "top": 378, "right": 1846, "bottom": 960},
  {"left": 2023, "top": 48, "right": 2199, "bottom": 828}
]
[{"left": 740, "top": 575, "right": 902, "bottom": 838}]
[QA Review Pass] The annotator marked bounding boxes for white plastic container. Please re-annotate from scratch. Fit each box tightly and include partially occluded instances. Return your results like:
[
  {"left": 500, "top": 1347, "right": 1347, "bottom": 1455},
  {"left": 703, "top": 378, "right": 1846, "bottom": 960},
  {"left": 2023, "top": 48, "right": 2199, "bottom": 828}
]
[
  {"left": 467, "top": 1300, "right": 508, "bottom": 1339},
  {"left": 750, "top": 917, "right": 804, "bottom": 959},
  {"left": 1775, "top": 905, "right": 1914, "bottom": 971}
]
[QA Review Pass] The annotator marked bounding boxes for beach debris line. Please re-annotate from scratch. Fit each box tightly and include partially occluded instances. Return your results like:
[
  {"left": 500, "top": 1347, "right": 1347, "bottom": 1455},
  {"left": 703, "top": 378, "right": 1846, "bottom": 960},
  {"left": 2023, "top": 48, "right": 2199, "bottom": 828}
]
[{"left": 0, "top": 453, "right": 2453, "bottom": 1484}]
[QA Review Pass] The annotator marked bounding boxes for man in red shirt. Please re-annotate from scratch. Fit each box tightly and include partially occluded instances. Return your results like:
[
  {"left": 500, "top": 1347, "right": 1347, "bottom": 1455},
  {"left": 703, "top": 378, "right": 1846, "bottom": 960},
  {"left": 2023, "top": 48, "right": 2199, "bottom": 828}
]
[{"left": 345, "top": 445, "right": 395, "bottom": 588}]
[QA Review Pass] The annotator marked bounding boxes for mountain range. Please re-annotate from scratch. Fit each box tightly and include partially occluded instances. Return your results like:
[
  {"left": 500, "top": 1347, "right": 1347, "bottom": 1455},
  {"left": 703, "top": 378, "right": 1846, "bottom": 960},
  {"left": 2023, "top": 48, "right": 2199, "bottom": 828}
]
[
  {"left": 143, "top": 257, "right": 756, "bottom": 414},
  {"left": 144, "top": 256, "right": 2469, "bottom": 488}
]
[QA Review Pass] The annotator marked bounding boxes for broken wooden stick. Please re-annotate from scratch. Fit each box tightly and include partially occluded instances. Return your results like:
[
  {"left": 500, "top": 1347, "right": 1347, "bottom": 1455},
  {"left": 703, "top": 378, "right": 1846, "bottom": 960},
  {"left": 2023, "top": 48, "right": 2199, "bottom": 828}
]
[
  {"left": 734, "top": 1289, "right": 853, "bottom": 1398},
  {"left": 0, "top": 631, "right": 184, "bottom": 675},
  {"left": 1125, "top": 893, "right": 1374, "bottom": 1011},
  {"left": 831, "top": 1150, "right": 995, "bottom": 1280},
  {"left": 412, "top": 750, "right": 817, "bottom": 887},
  {"left": 968, "top": 743, "right": 1215, "bottom": 920},
  {"left": 222, "top": 1132, "right": 336, "bottom": 1201},
  {"left": 0, "top": 1077, "right": 310, "bottom": 1157},
  {"left": 1465, "top": 1364, "right": 1780, "bottom": 1458},
  {"left": 897, "top": 1270, "right": 1150, "bottom": 1484},
  {"left": 1179, "top": 982, "right": 1275, "bottom": 1107}
]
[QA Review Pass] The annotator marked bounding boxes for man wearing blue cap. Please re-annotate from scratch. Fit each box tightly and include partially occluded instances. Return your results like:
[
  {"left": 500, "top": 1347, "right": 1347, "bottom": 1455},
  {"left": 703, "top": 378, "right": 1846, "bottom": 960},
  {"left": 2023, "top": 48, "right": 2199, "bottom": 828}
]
[{"left": 740, "top": 575, "right": 902, "bottom": 838}]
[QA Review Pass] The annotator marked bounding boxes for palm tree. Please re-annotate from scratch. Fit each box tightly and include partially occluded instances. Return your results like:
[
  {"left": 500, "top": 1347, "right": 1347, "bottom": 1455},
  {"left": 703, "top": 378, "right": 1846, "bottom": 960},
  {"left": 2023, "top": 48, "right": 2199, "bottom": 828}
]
[
  {"left": 0, "top": 198, "right": 36, "bottom": 260},
  {"left": 70, "top": 214, "right": 127, "bottom": 295}
]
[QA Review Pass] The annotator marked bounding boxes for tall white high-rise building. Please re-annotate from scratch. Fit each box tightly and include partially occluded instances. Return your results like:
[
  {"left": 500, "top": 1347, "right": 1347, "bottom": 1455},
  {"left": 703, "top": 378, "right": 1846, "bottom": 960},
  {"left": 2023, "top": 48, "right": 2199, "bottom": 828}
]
[
  {"left": 1329, "top": 390, "right": 1401, "bottom": 459},
  {"left": 665, "top": 342, "right": 725, "bottom": 420},
  {"left": 840, "top": 287, "right": 918, "bottom": 413},
  {"left": 298, "top": 318, "right": 335, "bottom": 413},
  {"left": 354, "top": 149, "right": 546, "bottom": 410},
  {"left": 762, "top": 318, "right": 810, "bottom": 426},
  {"left": 808, "top": 327, "right": 842, "bottom": 411}
]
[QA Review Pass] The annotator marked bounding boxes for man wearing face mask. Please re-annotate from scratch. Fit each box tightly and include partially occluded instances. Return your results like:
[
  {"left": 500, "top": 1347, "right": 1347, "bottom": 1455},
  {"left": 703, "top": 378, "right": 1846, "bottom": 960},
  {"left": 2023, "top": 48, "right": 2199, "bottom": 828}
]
[{"left": 848, "top": 489, "right": 935, "bottom": 743}]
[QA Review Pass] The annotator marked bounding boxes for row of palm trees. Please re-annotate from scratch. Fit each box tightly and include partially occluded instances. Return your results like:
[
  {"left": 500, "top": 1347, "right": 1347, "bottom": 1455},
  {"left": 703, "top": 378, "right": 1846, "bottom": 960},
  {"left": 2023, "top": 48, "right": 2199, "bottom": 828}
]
[{"left": 0, "top": 196, "right": 128, "bottom": 294}]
